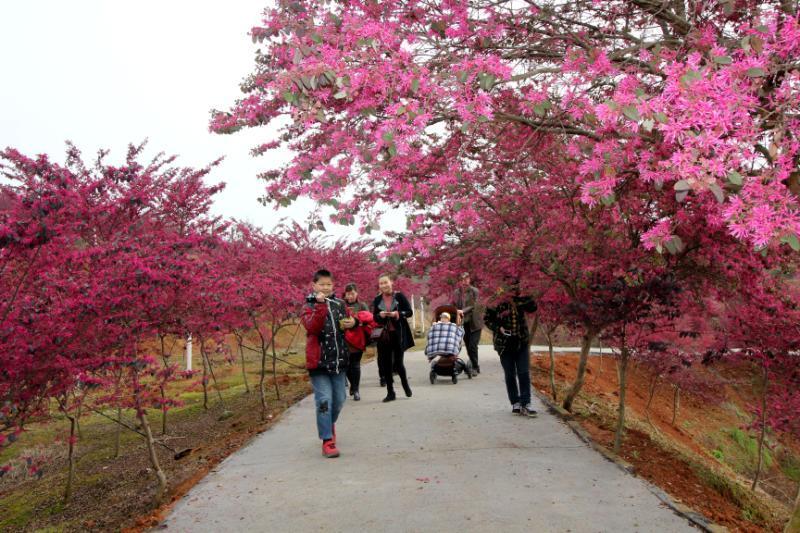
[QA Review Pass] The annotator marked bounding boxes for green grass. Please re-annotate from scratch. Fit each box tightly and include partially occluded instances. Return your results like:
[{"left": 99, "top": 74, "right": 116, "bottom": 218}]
[
  {"left": 727, "top": 427, "right": 773, "bottom": 470},
  {"left": 691, "top": 462, "right": 770, "bottom": 525},
  {"left": 0, "top": 481, "right": 59, "bottom": 530},
  {"left": 3, "top": 350, "right": 302, "bottom": 457},
  {"left": 720, "top": 401, "right": 748, "bottom": 421},
  {"left": 705, "top": 427, "right": 775, "bottom": 479},
  {"left": 0, "top": 329, "right": 316, "bottom": 533},
  {"left": 779, "top": 452, "right": 800, "bottom": 482}
]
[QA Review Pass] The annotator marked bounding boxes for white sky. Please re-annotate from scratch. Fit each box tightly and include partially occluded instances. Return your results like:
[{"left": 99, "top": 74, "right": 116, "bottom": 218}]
[{"left": 0, "top": 1, "right": 402, "bottom": 238}]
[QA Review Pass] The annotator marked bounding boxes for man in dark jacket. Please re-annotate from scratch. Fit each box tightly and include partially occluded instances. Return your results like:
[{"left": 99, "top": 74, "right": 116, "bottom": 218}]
[
  {"left": 453, "top": 272, "right": 484, "bottom": 375},
  {"left": 301, "top": 269, "right": 355, "bottom": 458},
  {"left": 484, "top": 289, "right": 538, "bottom": 418}
]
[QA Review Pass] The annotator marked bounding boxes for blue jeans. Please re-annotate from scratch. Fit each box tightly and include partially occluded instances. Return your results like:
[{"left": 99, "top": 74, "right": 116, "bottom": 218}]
[
  {"left": 310, "top": 371, "right": 347, "bottom": 441},
  {"left": 499, "top": 341, "right": 531, "bottom": 406}
]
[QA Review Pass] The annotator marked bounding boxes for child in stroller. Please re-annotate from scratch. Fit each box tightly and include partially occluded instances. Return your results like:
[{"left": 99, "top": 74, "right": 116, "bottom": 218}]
[{"left": 425, "top": 305, "right": 473, "bottom": 384}]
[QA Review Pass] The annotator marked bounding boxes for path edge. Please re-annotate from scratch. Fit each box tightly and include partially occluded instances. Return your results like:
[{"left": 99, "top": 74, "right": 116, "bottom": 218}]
[{"left": 532, "top": 389, "right": 729, "bottom": 533}]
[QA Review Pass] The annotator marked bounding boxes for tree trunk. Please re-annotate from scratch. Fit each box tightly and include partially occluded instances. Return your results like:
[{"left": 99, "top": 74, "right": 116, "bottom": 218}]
[
  {"left": 614, "top": 345, "right": 630, "bottom": 454},
  {"left": 138, "top": 410, "right": 168, "bottom": 501},
  {"left": 562, "top": 331, "right": 596, "bottom": 412},
  {"left": 202, "top": 346, "right": 227, "bottom": 410},
  {"left": 238, "top": 337, "right": 250, "bottom": 393},
  {"left": 75, "top": 403, "right": 83, "bottom": 439},
  {"left": 752, "top": 364, "right": 769, "bottom": 491},
  {"left": 645, "top": 374, "right": 659, "bottom": 424},
  {"left": 63, "top": 414, "right": 77, "bottom": 504},
  {"left": 596, "top": 338, "right": 603, "bottom": 379},
  {"left": 160, "top": 386, "right": 168, "bottom": 435},
  {"left": 547, "top": 332, "right": 557, "bottom": 402},
  {"left": 159, "top": 335, "right": 169, "bottom": 434},
  {"left": 271, "top": 325, "right": 281, "bottom": 400},
  {"left": 259, "top": 346, "right": 269, "bottom": 420},
  {"left": 113, "top": 406, "right": 122, "bottom": 458},
  {"left": 254, "top": 318, "right": 270, "bottom": 421},
  {"left": 201, "top": 347, "right": 209, "bottom": 410},
  {"left": 785, "top": 484, "right": 800, "bottom": 532},
  {"left": 671, "top": 385, "right": 681, "bottom": 426}
]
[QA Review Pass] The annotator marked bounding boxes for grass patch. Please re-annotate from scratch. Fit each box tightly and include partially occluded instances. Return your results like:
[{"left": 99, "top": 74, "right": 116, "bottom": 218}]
[
  {"left": 0, "top": 331, "right": 313, "bottom": 532},
  {"left": 0, "top": 480, "right": 59, "bottom": 530},
  {"left": 691, "top": 462, "right": 770, "bottom": 526},
  {"left": 779, "top": 452, "right": 800, "bottom": 482},
  {"left": 709, "top": 427, "right": 774, "bottom": 477},
  {"left": 704, "top": 426, "right": 777, "bottom": 480},
  {"left": 728, "top": 428, "right": 773, "bottom": 468},
  {"left": 720, "top": 401, "right": 748, "bottom": 420}
]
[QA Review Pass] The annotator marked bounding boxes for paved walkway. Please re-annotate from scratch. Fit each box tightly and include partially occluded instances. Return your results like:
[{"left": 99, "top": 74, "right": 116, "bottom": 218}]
[
  {"left": 162, "top": 346, "right": 695, "bottom": 533},
  {"left": 529, "top": 345, "right": 616, "bottom": 355}
]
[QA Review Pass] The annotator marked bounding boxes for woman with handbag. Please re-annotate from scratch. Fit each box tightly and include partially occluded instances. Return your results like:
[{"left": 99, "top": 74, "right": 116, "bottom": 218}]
[{"left": 371, "top": 274, "right": 415, "bottom": 402}]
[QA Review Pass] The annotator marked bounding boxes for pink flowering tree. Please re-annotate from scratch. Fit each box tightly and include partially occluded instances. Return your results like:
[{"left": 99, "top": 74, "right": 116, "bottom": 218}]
[
  {"left": 630, "top": 309, "right": 723, "bottom": 428},
  {"left": 0, "top": 143, "right": 227, "bottom": 501},
  {"left": 710, "top": 281, "right": 800, "bottom": 494},
  {"left": 209, "top": 2, "right": 799, "bottom": 526},
  {"left": 213, "top": 0, "right": 800, "bottom": 252}
]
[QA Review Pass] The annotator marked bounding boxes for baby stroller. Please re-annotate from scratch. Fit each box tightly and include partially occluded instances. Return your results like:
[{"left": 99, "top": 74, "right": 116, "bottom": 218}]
[{"left": 425, "top": 305, "right": 473, "bottom": 384}]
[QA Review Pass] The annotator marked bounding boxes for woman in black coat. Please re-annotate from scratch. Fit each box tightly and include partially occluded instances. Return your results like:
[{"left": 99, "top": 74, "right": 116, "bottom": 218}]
[{"left": 372, "top": 274, "right": 415, "bottom": 402}]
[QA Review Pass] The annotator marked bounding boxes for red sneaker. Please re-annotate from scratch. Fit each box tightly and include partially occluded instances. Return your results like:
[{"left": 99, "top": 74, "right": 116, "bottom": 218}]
[{"left": 322, "top": 439, "right": 339, "bottom": 458}]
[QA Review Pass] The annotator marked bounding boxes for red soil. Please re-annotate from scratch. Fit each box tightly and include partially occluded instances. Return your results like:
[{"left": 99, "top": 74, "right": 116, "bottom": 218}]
[{"left": 532, "top": 353, "right": 793, "bottom": 532}]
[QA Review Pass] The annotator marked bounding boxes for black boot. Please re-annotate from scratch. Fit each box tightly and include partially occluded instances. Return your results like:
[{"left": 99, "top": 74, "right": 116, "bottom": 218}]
[
  {"left": 382, "top": 385, "right": 396, "bottom": 402},
  {"left": 401, "top": 379, "right": 412, "bottom": 398}
]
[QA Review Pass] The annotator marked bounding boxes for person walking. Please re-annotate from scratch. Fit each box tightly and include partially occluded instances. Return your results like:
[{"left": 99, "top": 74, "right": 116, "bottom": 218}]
[
  {"left": 484, "top": 287, "right": 538, "bottom": 417},
  {"left": 301, "top": 269, "right": 355, "bottom": 458},
  {"left": 371, "top": 274, "right": 414, "bottom": 402},
  {"left": 453, "top": 272, "right": 484, "bottom": 375},
  {"left": 342, "top": 283, "right": 370, "bottom": 401}
]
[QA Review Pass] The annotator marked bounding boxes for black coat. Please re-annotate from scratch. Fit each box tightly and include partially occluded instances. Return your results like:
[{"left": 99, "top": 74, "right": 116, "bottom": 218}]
[{"left": 371, "top": 291, "right": 415, "bottom": 352}]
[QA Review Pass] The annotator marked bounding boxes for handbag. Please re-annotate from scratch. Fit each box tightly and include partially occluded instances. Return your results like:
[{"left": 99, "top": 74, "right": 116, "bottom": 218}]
[{"left": 369, "top": 326, "right": 389, "bottom": 344}]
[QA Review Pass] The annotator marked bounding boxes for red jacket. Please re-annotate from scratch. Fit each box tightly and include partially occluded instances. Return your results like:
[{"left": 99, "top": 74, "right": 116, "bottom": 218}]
[{"left": 344, "top": 310, "right": 376, "bottom": 352}]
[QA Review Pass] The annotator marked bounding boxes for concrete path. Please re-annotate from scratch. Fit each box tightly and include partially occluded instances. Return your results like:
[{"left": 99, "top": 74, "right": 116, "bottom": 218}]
[
  {"left": 530, "top": 345, "right": 616, "bottom": 355},
  {"left": 162, "top": 346, "right": 695, "bottom": 533}
]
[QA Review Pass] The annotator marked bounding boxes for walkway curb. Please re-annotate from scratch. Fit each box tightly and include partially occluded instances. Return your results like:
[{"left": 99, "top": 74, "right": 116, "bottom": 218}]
[{"left": 532, "top": 389, "right": 729, "bottom": 533}]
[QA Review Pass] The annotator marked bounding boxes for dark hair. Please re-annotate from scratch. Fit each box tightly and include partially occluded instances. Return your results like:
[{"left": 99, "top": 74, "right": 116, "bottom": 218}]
[
  {"left": 344, "top": 283, "right": 358, "bottom": 293},
  {"left": 313, "top": 269, "right": 333, "bottom": 282}
]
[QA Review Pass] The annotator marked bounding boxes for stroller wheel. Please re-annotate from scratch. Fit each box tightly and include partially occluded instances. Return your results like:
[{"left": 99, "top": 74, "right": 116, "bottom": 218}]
[
  {"left": 452, "top": 374, "right": 458, "bottom": 384},
  {"left": 429, "top": 370, "right": 436, "bottom": 384}
]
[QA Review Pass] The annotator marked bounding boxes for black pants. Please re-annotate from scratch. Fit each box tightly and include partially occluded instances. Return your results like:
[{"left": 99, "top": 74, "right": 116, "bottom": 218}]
[
  {"left": 377, "top": 332, "right": 408, "bottom": 393},
  {"left": 347, "top": 350, "right": 363, "bottom": 393},
  {"left": 463, "top": 325, "right": 481, "bottom": 370},
  {"left": 499, "top": 340, "right": 531, "bottom": 406}
]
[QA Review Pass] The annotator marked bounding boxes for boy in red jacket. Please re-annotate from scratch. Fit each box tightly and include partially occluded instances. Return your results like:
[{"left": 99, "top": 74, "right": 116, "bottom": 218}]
[{"left": 301, "top": 269, "right": 355, "bottom": 458}]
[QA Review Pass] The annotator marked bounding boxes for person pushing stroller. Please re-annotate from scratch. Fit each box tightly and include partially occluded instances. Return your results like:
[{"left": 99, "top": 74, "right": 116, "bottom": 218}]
[{"left": 425, "top": 308, "right": 472, "bottom": 384}]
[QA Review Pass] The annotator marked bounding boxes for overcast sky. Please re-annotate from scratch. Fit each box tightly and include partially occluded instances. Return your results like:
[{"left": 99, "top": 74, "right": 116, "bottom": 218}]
[{"left": 0, "top": 1, "right": 395, "bottom": 237}]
